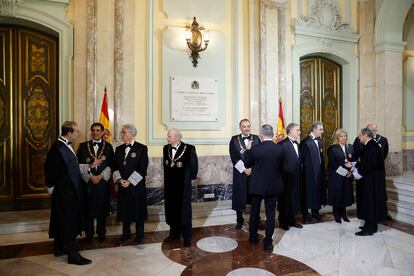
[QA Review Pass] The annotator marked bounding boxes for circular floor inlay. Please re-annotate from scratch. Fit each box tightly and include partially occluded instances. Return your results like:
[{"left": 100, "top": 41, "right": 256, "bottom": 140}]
[
  {"left": 196, "top": 236, "right": 238, "bottom": 253},
  {"left": 226, "top": 267, "right": 276, "bottom": 276}
]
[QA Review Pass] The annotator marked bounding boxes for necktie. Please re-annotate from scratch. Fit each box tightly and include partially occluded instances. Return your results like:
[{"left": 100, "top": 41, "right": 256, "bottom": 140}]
[{"left": 172, "top": 146, "right": 177, "bottom": 150}]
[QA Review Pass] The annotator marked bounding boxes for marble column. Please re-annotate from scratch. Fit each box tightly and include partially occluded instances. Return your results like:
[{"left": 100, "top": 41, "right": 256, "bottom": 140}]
[
  {"left": 86, "top": 0, "right": 97, "bottom": 127},
  {"left": 250, "top": 0, "right": 289, "bottom": 130},
  {"left": 114, "top": 0, "right": 124, "bottom": 142}
]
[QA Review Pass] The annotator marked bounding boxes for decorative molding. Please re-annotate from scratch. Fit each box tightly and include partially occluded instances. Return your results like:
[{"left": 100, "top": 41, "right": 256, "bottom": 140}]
[
  {"left": 296, "top": 0, "right": 352, "bottom": 33},
  {"left": 114, "top": 0, "right": 124, "bottom": 143},
  {"left": 0, "top": 0, "right": 23, "bottom": 17}
]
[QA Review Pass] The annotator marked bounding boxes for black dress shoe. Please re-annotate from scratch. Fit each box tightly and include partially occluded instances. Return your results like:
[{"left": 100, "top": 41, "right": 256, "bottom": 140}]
[
  {"left": 117, "top": 235, "right": 130, "bottom": 244},
  {"left": 248, "top": 238, "right": 258, "bottom": 246},
  {"left": 279, "top": 224, "right": 289, "bottom": 230},
  {"left": 183, "top": 240, "right": 191, "bottom": 247},
  {"left": 334, "top": 216, "right": 342, "bottom": 224},
  {"left": 54, "top": 249, "right": 66, "bottom": 257},
  {"left": 359, "top": 226, "right": 364, "bottom": 230},
  {"left": 163, "top": 236, "right": 179, "bottom": 243},
  {"left": 133, "top": 237, "right": 143, "bottom": 245},
  {"left": 311, "top": 212, "right": 322, "bottom": 222},
  {"left": 303, "top": 213, "right": 315, "bottom": 223},
  {"left": 342, "top": 215, "right": 350, "bottom": 222},
  {"left": 98, "top": 235, "right": 107, "bottom": 242},
  {"left": 386, "top": 214, "right": 393, "bottom": 220},
  {"left": 289, "top": 223, "right": 303, "bottom": 228},
  {"left": 68, "top": 256, "right": 92, "bottom": 265},
  {"left": 263, "top": 243, "right": 274, "bottom": 251},
  {"left": 355, "top": 230, "right": 374, "bottom": 236},
  {"left": 235, "top": 222, "right": 243, "bottom": 230}
]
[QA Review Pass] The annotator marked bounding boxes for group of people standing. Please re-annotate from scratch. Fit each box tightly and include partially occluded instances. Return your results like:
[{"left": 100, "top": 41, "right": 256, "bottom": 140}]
[
  {"left": 230, "top": 119, "right": 389, "bottom": 251},
  {"left": 44, "top": 119, "right": 389, "bottom": 264},
  {"left": 45, "top": 122, "right": 197, "bottom": 265}
]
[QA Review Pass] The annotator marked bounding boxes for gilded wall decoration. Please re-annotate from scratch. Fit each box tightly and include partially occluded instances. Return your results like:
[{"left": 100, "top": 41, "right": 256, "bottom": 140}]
[
  {"left": 30, "top": 44, "right": 46, "bottom": 73},
  {"left": 25, "top": 85, "right": 49, "bottom": 142}
]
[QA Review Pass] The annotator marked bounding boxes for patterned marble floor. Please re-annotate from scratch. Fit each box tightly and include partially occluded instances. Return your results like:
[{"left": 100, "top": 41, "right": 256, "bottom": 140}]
[{"left": 0, "top": 214, "right": 413, "bottom": 275}]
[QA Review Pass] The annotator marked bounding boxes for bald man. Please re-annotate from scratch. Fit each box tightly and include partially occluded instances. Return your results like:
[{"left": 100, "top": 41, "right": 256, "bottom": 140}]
[{"left": 163, "top": 129, "right": 198, "bottom": 247}]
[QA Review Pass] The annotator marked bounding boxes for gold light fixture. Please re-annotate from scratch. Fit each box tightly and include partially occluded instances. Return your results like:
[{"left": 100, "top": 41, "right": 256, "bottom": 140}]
[{"left": 185, "top": 17, "right": 210, "bottom": 68}]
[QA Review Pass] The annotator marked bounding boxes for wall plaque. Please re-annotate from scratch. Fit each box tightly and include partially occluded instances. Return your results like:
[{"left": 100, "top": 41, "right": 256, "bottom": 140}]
[{"left": 171, "top": 76, "right": 218, "bottom": 122}]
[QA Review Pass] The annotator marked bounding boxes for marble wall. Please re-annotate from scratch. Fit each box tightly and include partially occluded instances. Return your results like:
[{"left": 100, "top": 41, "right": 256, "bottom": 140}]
[{"left": 145, "top": 155, "right": 233, "bottom": 205}]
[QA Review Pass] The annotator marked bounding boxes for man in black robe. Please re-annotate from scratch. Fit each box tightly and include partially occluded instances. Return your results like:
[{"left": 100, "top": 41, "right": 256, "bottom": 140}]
[
  {"left": 44, "top": 121, "right": 91, "bottom": 265},
  {"left": 277, "top": 123, "right": 303, "bottom": 230},
  {"left": 300, "top": 121, "right": 326, "bottom": 222},
  {"left": 77, "top": 123, "right": 114, "bottom": 243},
  {"left": 163, "top": 128, "right": 198, "bottom": 247},
  {"left": 113, "top": 124, "right": 148, "bottom": 245},
  {"left": 229, "top": 119, "right": 261, "bottom": 229},
  {"left": 353, "top": 128, "right": 387, "bottom": 236},
  {"left": 245, "top": 124, "right": 284, "bottom": 251}
]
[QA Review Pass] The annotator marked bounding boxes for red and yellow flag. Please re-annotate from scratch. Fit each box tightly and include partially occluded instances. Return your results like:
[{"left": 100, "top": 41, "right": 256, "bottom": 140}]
[
  {"left": 99, "top": 86, "right": 112, "bottom": 143},
  {"left": 276, "top": 98, "right": 286, "bottom": 143}
]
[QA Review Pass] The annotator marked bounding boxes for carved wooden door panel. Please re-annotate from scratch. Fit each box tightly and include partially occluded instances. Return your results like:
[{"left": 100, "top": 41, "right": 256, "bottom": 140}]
[
  {"left": 0, "top": 26, "right": 58, "bottom": 210},
  {"left": 300, "top": 57, "right": 342, "bottom": 163}
]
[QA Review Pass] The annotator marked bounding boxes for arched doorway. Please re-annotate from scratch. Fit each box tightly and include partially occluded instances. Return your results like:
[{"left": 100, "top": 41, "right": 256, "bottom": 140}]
[
  {"left": 0, "top": 23, "right": 58, "bottom": 210},
  {"left": 300, "top": 56, "right": 342, "bottom": 160}
]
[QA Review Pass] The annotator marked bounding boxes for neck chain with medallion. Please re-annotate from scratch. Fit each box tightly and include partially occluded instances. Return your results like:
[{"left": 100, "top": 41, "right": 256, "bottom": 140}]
[
  {"left": 168, "top": 144, "right": 187, "bottom": 167},
  {"left": 87, "top": 140, "right": 106, "bottom": 160},
  {"left": 237, "top": 135, "right": 252, "bottom": 154}
]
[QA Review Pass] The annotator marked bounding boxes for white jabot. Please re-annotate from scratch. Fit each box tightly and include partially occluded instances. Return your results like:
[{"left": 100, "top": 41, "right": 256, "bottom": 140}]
[
  {"left": 172, "top": 142, "right": 181, "bottom": 158},
  {"left": 124, "top": 140, "right": 135, "bottom": 159}
]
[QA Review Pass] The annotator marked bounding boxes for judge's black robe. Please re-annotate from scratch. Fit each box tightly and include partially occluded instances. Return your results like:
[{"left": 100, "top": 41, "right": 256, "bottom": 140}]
[
  {"left": 327, "top": 144, "right": 354, "bottom": 208},
  {"left": 356, "top": 139, "right": 387, "bottom": 223},
  {"left": 44, "top": 139, "right": 83, "bottom": 257},
  {"left": 163, "top": 142, "right": 198, "bottom": 240},
  {"left": 374, "top": 134, "right": 389, "bottom": 160},
  {"left": 300, "top": 136, "right": 327, "bottom": 210},
  {"left": 277, "top": 138, "right": 301, "bottom": 221},
  {"left": 77, "top": 140, "right": 114, "bottom": 237},
  {"left": 229, "top": 134, "right": 261, "bottom": 211},
  {"left": 113, "top": 142, "right": 148, "bottom": 225}
]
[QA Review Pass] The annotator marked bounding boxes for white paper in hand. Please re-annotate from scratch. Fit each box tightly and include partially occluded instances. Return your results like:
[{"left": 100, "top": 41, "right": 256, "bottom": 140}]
[
  {"left": 353, "top": 169, "right": 362, "bottom": 180},
  {"left": 336, "top": 166, "right": 348, "bottom": 177},
  {"left": 234, "top": 160, "right": 246, "bottom": 174}
]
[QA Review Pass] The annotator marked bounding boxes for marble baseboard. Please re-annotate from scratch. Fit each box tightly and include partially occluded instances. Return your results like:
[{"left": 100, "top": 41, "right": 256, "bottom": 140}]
[
  {"left": 403, "top": 150, "right": 414, "bottom": 171},
  {"left": 143, "top": 184, "right": 233, "bottom": 206},
  {"left": 146, "top": 156, "right": 233, "bottom": 188},
  {"left": 385, "top": 152, "right": 403, "bottom": 176}
]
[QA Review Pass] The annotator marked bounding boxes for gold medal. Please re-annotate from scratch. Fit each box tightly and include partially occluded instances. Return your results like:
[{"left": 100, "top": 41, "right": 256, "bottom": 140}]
[
  {"left": 176, "top": 161, "right": 183, "bottom": 168},
  {"left": 240, "top": 149, "right": 245, "bottom": 154},
  {"left": 170, "top": 161, "right": 175, "bottom": 168},
  {"left": 165, "top": 160, "right": 169, "bottom": 166},
  {"left": 123, "top": 161, "right": 126, "bottom": 166}
]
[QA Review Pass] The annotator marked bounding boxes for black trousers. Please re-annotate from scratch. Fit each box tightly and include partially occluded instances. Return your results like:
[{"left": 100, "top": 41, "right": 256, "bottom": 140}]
[
  {"left": 169, "top": 221, "right": 192, "bottom": 243},
  {"left": 85, "top": 214, "right": 106, "bottom": 239},
  {"left": 122, "top": 220, "right": 144, "bottom": 239},
  {"left": 249, "top": 194, "right": 277, "bottom": 245}
]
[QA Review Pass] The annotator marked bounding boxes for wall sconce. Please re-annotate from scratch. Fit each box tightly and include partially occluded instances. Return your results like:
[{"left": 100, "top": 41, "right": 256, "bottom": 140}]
[{"left": 185, "top": 17, "right": 210, "bottom": 68}]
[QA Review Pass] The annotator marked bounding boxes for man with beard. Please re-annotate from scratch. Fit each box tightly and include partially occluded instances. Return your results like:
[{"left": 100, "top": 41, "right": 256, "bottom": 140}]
[
  {"left": 163, "top": 129, "right": 198, "bottom": 247},
  {"left": 77, "top": 123, "right": 114, "bottom": 243},
  {"left": 229, "top": 119, "right": 261, "bottom": 229}
]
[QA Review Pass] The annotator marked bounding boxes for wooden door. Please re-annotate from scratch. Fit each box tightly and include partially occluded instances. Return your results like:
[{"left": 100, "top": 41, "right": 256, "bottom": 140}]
[
  {"left": 300, "top": 57, "right": 342, "bottom": 162},
  {"left": 0, "top": 26, "right": 58, "bottom": 210}
]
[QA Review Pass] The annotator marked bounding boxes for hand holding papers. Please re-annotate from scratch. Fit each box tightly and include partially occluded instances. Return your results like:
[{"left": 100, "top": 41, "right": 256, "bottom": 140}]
[
  {"left": 235, "top": 160, "right": 246, "bottom": 174},
  {"left": 352, "top": 168, "right": 362, "bottom": 180},
  {"left": 336, "top": 166, "right": 349, "bottom": 177}
]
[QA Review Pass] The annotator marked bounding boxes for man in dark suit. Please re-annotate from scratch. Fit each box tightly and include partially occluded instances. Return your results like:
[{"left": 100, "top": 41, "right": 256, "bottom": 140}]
[
  {"left": 300, "top": 121, "right": 326, "bottom": 222},
  {"left": 229, "top": 119, "right": 261, "bottom": 229},
  {"left": 277, "top": 123, "right": 303, "bottom": 230},
  {"left": 77, "top": 123, "right": 114, "bottom": 243},
  {"left": 367, "top": 123, "right": 389, "bottom": 159},
  {"left": 113, "top": 124, "right": 148, "bottom": 245},
  {"left": 353, "top": 128, "right": 387, "bottom": 236},
  {"left": 44, "top": 121, "right": 91, "bottom": 265},
  {"left": 245, "top": 124, "right": 284, "bottom": 251},
  {"left": 163, "top": 128, "right": 198, "bottom": 247}
]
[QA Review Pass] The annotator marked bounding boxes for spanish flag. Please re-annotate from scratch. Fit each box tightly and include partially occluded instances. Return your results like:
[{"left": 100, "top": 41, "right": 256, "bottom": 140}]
[
  {"left": 99, "top": 87, "right": 112, "bottom": 143},
  {"left": 276, "top": 98, "right": 286, "bottom": 143}
]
